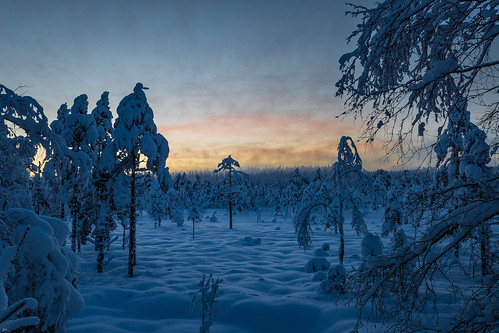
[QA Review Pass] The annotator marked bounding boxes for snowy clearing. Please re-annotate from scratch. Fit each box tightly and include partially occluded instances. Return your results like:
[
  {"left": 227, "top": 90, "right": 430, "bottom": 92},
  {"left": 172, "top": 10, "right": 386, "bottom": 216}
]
[{"left": 68, "top": 210, "right": 385, "bottom": 333}]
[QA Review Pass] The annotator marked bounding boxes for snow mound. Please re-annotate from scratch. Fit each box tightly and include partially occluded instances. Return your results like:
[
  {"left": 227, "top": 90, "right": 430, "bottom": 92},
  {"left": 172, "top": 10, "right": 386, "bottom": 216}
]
[
  {"left": 304, "top": 258, "right": 330, "bottom": 273},
  {"left": 242, "top": 237, "right": 262, "bottom": 246}
]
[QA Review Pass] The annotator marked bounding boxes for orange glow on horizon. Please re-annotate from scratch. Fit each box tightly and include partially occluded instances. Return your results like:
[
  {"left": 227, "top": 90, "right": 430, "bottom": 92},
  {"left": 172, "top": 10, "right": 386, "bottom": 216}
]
[{"left": 157, "top": 112, "right": 393, "bottom": 172}]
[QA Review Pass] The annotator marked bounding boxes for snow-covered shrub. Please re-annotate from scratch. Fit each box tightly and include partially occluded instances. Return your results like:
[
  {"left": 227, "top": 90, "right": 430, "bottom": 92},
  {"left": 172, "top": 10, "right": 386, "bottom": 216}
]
[
  {"left": 241, "top": 237, "right": 261, "bottom": 246},
  {"left": 0, "top": 209, "right": 84, "bottom": 332},
  {"left": 312, "top": 271, "right": 327, "bottom": 282},
  {"left": 360, "top": 232, "right": 383, "bottom": 261},
  {"left": 390, "top": 229, "right": 410, "bottom": 253},
  {"left": 314, "top": 243, "right": 330, "bottom": 257},
  {"left": 313, "top": 248, "right": 328, "bottom": 257},
  {"left": 0, "top": 297, "right": 40, "bottom": 331},
  {"left": 304, "top": 258, "right": 330, "bottom": 273},
  {"left": 172, "top": 208, "right": 184, "bottom": 227},
  {"left": 189, "top": 274, "right": 223, "bottom": 333},
  {"left": 320, "top": 264, "right": 347, "bottom": 295},
  {"left": 147, "top": 180, "right": 167, "bottom": 228},
  {"left": 209, "top": 211, "right": 218, "bottom": 222}
]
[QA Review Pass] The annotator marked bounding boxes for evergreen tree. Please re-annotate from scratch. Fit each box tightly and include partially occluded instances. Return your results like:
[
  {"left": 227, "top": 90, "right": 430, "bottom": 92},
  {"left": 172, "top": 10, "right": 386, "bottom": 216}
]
[
  {"left": 90, "top": 91, "right": 117, "bottom": 273},
  {"left": 101, "top": 83, "right": 169, "bottom": 277},
  {"left": 214, "top": 155, "right": 245, "bottom": 229},
  {"left": 61, "top": 94, "right": 97, "bottom": 252}
]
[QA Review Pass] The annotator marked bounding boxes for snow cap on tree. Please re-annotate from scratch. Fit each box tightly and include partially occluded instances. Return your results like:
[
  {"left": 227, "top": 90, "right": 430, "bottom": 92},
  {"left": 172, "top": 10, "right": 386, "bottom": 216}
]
[
  {"left": 214, "top": 155, "right": 240, "bottom": 173},
  {"left": 336, "top": 136, "right": 362, "bottom": 173},
  {"left": 50, "top": 103, "right": 69, "bottom": 135},
  {"left": 114, "top": 82, "right": 157, "bottom": 152},
  {"left": 92, "top": 92, "right": 113, "bottom": 137},
  {"left": 70, "top": 94, "right": 89, "bottom": 115}
]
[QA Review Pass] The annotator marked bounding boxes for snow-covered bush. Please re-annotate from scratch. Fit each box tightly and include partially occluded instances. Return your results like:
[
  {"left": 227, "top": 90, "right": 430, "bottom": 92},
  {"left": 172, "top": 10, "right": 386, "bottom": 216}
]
[
  {"left": 360, "top": 232, "right": 383, "bottom": 262},
  {"left": 172, "top": 208, "right": 184, "bottom": 227},
  {"left": 241, "top": 237, "right": 261, "bottom": 246},
  {"left": 0, "top": 209, "right": 84, "bottom": 332},
  {"left": 209, "top": 211, "right": 218, "bottom": 222},
  {"left": 147, "top": 180, "right": 167, "bottom": 228},
  {"left": 189, "top": 274, "right": 223, "bottom": 333},
  {"left": 320, "top": 264, "right": 347, "bottom": 295},
  {"left": 304, "top": 258, "right": 330, "bottom": 273}
]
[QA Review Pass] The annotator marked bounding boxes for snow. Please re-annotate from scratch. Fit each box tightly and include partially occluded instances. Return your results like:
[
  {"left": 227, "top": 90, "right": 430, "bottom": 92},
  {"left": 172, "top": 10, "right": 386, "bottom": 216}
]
[{"left": 68, "top": 210, "right": 386, "bottom": 333}]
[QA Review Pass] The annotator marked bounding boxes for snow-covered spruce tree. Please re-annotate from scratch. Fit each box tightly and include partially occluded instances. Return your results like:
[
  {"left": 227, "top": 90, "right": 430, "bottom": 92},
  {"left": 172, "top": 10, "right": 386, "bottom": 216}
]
[
  {"left": 332, "top": 136, "right": 369, "bottom": 264},
  {"left": 41, "top": 158, "right": 66, "bottom": 219},
  {"left": 191, "top": 174, "right": 210, "bottom": 212},
  {"left": 0, "top": 84, "right": 87, "bottom": 331},
  {"left": 372, "top": 169, "right": 392, "bottom": 210},
  {"left": 336, "top": 1, "right": 499, "bottom": 331},
  {"left": 89, "top": 91, "right": 118, "bottom": 273},
  {"left": 0, "top": 210, "right": 84, "bottom": 332},
  {"left": 101, "top": 83, "right": 169, "bottom": 277},
  {"left": 188, "top": 206, "right": 202, "bottom": 239},
  {"left": 60, "top": 94, "right": 98, "bottom": 252},
  {"left": 47, "top": 103, "right": 71, "bottom": 220},
  {"left": 0, "top": 122, "right": 34, "bottom": 212},
  {"left": 294, "top": 136, "right": 370, "bottom": 265},
  {"left": 285, "top": 167, "right": 308, "bottom": 213},
  {"left": 30, "top": 168, "right": 51, "bottom": 216},
  {"left": 147, "top": 180, "right": 167, "bottom": 228},
  {"left": 213, "top": 155, "right": 246, "bottom": 229}
]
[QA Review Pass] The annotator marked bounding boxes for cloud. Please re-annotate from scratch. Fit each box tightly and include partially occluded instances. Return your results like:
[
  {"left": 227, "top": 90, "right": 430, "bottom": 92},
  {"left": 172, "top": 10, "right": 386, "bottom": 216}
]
[{"left": 158, "top": 112, "right": 382, "bottom": 171}]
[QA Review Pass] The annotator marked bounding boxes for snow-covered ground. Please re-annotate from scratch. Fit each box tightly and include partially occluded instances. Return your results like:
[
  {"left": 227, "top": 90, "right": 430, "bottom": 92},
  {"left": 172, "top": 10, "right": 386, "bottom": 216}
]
[{"left": 68, "top": 210, "right": 384, "bottom": 333}]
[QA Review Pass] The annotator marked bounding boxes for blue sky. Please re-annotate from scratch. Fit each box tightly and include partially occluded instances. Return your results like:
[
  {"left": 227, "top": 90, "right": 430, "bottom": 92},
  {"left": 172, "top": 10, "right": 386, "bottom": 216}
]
[{"left": 1, "top": 0, "right": 388, "bottom": 171}]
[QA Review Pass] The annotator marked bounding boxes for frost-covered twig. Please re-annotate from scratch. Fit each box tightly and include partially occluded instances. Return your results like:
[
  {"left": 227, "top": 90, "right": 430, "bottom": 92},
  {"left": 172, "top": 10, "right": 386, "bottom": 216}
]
[{"left": 189, "top": 274, "right": 223, "bottom": 333}]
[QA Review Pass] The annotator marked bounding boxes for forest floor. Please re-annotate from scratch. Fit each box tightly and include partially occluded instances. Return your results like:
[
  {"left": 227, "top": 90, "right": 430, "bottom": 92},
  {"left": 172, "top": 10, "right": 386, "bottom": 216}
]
[{"left": 68, "top": 209, "right": 386, "bottom": 333}]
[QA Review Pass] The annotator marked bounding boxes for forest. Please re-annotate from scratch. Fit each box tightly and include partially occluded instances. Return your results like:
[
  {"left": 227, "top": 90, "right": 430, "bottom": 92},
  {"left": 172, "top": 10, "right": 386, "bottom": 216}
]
[{"left": 0, "top": 0, "right": 498, "bottom": 332}]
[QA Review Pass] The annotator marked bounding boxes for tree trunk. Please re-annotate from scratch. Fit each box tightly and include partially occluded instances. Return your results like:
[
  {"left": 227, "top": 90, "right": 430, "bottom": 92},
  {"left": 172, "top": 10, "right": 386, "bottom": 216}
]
[
  {"left": 77, "top": 232, "right": 81, "bottom": 252},
  {"left": 97, "top": 232, "right": 104, "bottom": 273},
  {"left": 71, "top": 217, "right": 77, "bottom": 252},
  {"left": 71, "top": 196, "right": 77, "bottom": 252},
  {"left": 339, "top": 201, "right": 344, "bottom": 265},
  {"left": 128, "top": 153, "right": 137, "bottom": 278},
  {"left": 229, "top": 201, "right": 233, "bottom": 230},
  {"left": 61, "top": 178, "right": 65, "bottom": 220},
  {"left": 229, "top": 172, "right": 233, "bottom": 229},
  {"left": 480, "top": 223, "right": 490, "bottom": 276}
]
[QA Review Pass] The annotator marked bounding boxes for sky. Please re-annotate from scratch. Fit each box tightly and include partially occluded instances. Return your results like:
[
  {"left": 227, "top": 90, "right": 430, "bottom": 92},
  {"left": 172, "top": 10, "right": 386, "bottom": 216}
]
[{"left": 0, "top": 0, "right": 392, "bottom": 172}]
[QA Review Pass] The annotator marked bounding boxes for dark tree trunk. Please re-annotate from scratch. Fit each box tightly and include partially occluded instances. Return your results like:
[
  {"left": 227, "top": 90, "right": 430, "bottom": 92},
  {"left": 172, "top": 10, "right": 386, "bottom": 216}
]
[
  {"left": 71, "top": 195, "right": 78, "bottom": 252},
  {"left": 229, "top": 201, "right": 233, "bottom": 230},
  {"left": 128, "top": 153, "right": 137, "bottom": 277},
  {"left": 61, "top": 178, "right": 65, "bottom": 220},
  {"left": 71, "top": 217, "right": 77, "bottom": 252},
  {"left": 97, "top": 233, "right": 104, "bottom": 273},
  {"left": 77, "top": 232, "right": 81, "bottom": 252},
  {"left": 229, "top": 172, "right": 233, "bottom": 229},
  {"left": 339, "top": 200, "right": 344, "bottom": 265},
  {"left": 481, "top": 223, "right": 490, "bottom": 276}
]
